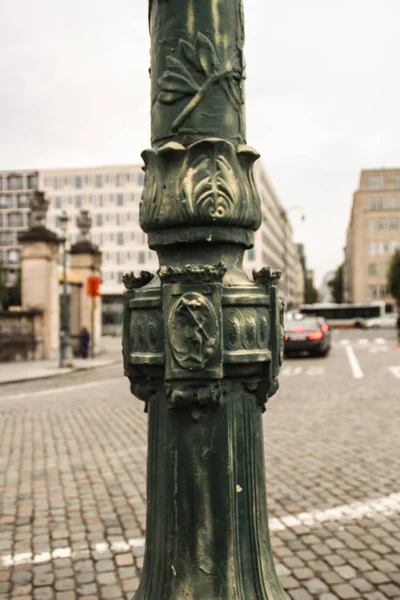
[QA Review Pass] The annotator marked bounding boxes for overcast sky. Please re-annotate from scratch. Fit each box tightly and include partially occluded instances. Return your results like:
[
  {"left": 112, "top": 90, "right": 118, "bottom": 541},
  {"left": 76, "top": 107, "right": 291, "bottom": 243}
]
[{"left": 2, "top": 0, "right": 400, "bottom": 286}]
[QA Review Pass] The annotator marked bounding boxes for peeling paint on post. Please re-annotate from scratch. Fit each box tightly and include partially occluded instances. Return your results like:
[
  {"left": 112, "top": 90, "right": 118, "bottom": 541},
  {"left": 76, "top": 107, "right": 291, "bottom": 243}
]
[{"left": 122, "top": 1, "right": 288, "bottom": 598}]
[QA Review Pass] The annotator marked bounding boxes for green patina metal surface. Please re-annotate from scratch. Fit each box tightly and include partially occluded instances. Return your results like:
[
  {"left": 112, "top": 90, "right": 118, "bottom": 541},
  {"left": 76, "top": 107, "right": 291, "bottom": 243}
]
[{"left": 122, "top": 1, "right": 287, "bottom": 598}]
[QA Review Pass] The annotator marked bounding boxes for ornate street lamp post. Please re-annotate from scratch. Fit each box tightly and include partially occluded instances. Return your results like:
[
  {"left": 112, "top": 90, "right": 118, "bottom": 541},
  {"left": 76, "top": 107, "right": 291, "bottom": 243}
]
[
  {"left": 59, "top": 210, "right": 74, "bottom": 368},
  {"left": 123, "top": 1, "right": 287, "bottom": 598}
]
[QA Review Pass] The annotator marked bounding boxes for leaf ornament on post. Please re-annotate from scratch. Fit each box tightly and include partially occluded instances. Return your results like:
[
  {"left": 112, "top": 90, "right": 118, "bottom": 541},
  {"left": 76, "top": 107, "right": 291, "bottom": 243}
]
[{"left": 158, "top": 32, "right": 243, "bottom": 132}]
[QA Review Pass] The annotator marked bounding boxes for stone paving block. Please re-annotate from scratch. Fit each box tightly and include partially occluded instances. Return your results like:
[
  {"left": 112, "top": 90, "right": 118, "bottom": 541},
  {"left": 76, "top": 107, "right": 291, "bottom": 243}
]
[
  {"left": 331, "top": 583, "right": 360, "bottom": 599},
  {"left": 289, "top": 589, "right": 313, "bottom": 600},
  {"left": 304, "top": 578, "right": 329, "bottom": 595},
  {"left": 100, "top": 584, "right": 124, "bottom": 599}
]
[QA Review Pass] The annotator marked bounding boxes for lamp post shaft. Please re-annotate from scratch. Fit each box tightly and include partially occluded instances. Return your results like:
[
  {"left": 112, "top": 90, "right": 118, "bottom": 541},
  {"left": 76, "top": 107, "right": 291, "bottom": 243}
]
[{"left": 123, "top": 1, "right": 287, "bottom": 598}]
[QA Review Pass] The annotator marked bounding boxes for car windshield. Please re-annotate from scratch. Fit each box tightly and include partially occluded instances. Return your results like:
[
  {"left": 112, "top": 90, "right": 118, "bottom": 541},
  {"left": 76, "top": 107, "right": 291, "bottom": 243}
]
[{"left": 285, "top": 318, "right": 320, "bottom": 331}]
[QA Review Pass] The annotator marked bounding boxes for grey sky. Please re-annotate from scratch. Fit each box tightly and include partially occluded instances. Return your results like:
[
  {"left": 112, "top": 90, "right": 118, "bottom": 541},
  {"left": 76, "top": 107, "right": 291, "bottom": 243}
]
[{"left": 2, "top": 1, "right": 400, "bottom": 286}]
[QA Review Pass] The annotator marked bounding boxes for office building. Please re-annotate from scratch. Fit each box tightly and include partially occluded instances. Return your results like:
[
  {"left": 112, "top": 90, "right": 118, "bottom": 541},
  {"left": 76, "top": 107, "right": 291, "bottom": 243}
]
[{"left": 344, "top": 168, "right": 400, "bottom": 309}]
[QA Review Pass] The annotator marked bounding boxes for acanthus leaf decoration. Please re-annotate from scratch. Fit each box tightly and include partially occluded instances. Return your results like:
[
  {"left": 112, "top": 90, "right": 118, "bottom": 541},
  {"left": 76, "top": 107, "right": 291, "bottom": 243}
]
[{"left": 157, "top": 32, "right": 243, "bottom": 131}]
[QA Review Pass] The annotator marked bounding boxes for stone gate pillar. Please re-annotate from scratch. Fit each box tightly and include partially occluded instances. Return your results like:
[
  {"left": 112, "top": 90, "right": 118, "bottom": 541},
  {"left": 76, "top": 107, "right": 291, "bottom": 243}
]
[
  {"left": 19, "top": 191, "right": 60, "bottom": 360},
  {"left": 70, "top": 210, "right": 102, "bottom": 356}
]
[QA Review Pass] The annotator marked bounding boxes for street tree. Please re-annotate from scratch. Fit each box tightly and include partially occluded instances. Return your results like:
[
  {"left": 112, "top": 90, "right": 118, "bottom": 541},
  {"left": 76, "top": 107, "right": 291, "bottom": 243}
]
[
  {"left": 328, "top": 263, "right": 344, "bottom": 304},
  {"left": 387, "top": 248, "right": 400, "bottom": 307}
]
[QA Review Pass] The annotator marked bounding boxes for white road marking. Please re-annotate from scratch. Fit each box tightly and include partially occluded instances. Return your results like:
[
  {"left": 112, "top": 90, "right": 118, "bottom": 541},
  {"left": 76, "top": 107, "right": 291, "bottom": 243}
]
[
  {"left": 370, "top": 346, "right": 389, "bottom": 354},
  {"left": 0, "top": 537, "right": 145, "bottom": 567},
  {"left": 340, "top": 339, "right": 350, "bottom": 345},
  {"left": 358, "top": 338, "right": 369, "bottom": 345},
  {"left": 2, "top": 492, "right": 400, "bottom": 566},
  {"left": 375, "top": 338, "right": 386, "bottom": 345},
  {"left": 389, "top": 366, "right": 400, "bottom": 379},
  {"left": 345, "top": 346, "right": 364, "bottom": 379},
  {"left": 281, "top": 366, "right": 303, "bottom": 376},
  {"left": 1, "top": 378, "right": 120, "bottom": 402},
  {"left": 269, "top": 492, "right": 400, "bottom": 532},
  {"left": 306, "top": 367, "right": 325, "bottom": 376}
]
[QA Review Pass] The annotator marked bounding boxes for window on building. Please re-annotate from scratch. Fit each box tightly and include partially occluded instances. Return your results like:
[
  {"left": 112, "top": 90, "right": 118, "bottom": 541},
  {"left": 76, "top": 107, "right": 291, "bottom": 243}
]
[
  {"left": 130, "top": 232, "right": 135, "bottom": 241},
  {"left": 7, "top": 248, "right": 20, "bottom": 263},
  {"left": 17, "top": 194, "right": 30, "bottom": 208},
  {"left": 368, "top": 263, "right": 377, "bottom": 275},
  {"left": 367, "top": 197, "right": 376, "bottom": 210},
  {"left": 55, "top": 197, "right": 62, "bottom": 209},
  {"left": 96, "top": 214, "right": 103, "bottom": 226},
  {"left": 378, "top": 218, "right": 387, "bottom": 230},
  {"left": 7, "top": 174, "right": 23, "bottom": 190},
  {"left": 96, "top": 174, "right": 103, "bottom": 188},
  {"left": 0, "top": 232, "right": 13, "bottom": 245},
  {"left": 391, "top": 197, "right": 399, "bottom": 209},
  {"left": 389, "top": 218, "right": 398, "bottom": 230},
  {"left": 378, "top": 241, "right": 388, "bottom": 254},
  {"left": 117, "top": 232, "right": 124, "bottom": 245},
  {"left": 368, "top": 242, "right": 376, "bottom": 255},
  {"left": 368, "top": 219, "right": 375, "bottom": 232},
  {"left": 378, "top": 263, "right": 387, "bottom": 276},
  {"left": 368, "top": 285, "right": 377, "bottom": 298},
  {"left": 118, "top": 272, "right": 124, "bottom": 284},
  {"left": 380, "top": 285, "right": 387, "bottom": 298},
  {"left": 116, "top": 194, "right": 124, "bottom": 206},
  {"left": 368, "top": 176, "right": 384, "bottom": 190},
  {"left": 53, "top": 177, "right": 58, "bottom": 190},
  {"left": 377, "top": 196, "right": 386, "bottom": 209},
  {"left": 0, "top": 176, "right": 2, "bottom": 190},
  {"left": 247, "top": 248, "right": 256, "bottom": 261},
  {"left": 0, "top": 194, "right": 13, "bottom": 209},
  {"left": 390, "top": 240, "right": 399, "bottom": 254},
  {"left": 395, "top": 176, "right": 400, "bottom": 189},
  {"left": 74, "top": 196, "right": 82, "bottom": 208},
  {"left": 75, "top": 176, "right": 82, "bottom": 189},
  {"left": 27, "top": 174, "right": 37, "bottom": 189},
  {"left": 84, "top": 175, "right": 89, "bottom": 184},
  {"left": 138, "top": 251, "right": 145, "bottom": 264},
  {"left": 97, "top": 195, "right": 103, "bottom": 207},
  {"left": 8, "top": 212, "right": 23, "bottom": 227},
  {"left": 138, "top": 172, "right": 145, "bottom": 186}
]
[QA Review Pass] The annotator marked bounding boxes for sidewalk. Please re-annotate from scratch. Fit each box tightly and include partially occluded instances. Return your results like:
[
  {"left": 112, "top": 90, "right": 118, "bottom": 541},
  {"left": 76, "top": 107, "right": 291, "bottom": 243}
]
[{"left": 0, "top": 336, "right": 122, "bottom": 384}]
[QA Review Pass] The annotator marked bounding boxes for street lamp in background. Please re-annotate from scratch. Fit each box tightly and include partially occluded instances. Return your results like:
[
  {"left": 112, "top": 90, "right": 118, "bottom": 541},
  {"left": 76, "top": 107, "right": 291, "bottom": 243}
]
[
  {"left": 281, "top": 205, "right": 306, "bottom": 309},
  {"left": 59, "top": 210, "right": 74, "bottom": 368}
]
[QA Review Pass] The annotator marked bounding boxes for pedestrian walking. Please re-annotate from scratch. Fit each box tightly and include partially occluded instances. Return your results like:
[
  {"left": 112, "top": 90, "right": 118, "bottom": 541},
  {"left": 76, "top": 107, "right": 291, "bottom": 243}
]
[{"left": 80, "top": 326, "right": 90, "bottom": 358}]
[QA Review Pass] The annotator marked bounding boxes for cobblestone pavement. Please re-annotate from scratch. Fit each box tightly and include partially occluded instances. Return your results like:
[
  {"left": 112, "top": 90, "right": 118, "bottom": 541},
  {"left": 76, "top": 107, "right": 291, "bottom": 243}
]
[{"left": 0, "top": 330, "right": 399, "bottom": 600}]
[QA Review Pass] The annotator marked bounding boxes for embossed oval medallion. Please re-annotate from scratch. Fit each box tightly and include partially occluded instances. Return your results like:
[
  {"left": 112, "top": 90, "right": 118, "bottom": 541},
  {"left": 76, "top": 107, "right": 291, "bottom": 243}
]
[{"left": 169, "top": 292, "right": 218, "bottom": 371}]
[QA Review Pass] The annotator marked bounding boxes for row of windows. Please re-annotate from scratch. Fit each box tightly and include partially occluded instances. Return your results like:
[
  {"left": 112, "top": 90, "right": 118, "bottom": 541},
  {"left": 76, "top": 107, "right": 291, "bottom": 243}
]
[
  {"left": 368, "top": 263, "right": 389, "bottom": 276},
  {"left": 0, "top": 248, "right": 20, "bottom": 264},
  {"left": 368, "top": 175, "right": 400, "bottom": 190},
  {"left": 0, "top": 212, "right": 27, "bottom": 228},
  {"left": 103, "top": 250, "right": 155, "bottom": 264},
  {"left": 368, "top": 241, "right": 399, "bottom": 255},
  {"left": 44, "top": 172, "right": 145, "bottom": 190},
  {"left": 368, "top": 284, "right": 388, "bottom": 298},
  {"left": 0, "top": 174, "right": 37, "bottom": 191},
  {"left": 94, "top": 212, "right": 139, "bottom": 227},
  {"left": 0, "top": 194, "right": 32, "bottom": 210},
  {"left": 367, "top": 196, "right": 400, "bottom": 210},
  {"left": 368, "top": 218, "right": 399, "bottom": 231},
  {"left": 51, "top": 193, "right": 140, "bottom": 209}
]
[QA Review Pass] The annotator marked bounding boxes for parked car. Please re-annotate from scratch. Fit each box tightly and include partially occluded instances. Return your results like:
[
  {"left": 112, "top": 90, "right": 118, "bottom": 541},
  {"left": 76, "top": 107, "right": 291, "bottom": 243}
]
[
  {"left": 365, "top": 314, "right": 398, "bottom": 329},
  {"left": 284, "top": 316, "right": 331, "bottom": 357}
]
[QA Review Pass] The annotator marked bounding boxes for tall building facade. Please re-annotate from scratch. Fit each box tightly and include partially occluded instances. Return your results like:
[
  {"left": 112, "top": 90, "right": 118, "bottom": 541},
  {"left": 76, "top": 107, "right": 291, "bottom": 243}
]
[
  {"left": 250, "top": 162, "right": 305, "bottom": 308},
  {"left": 1, "top": 162, "right": 306, "bottom": 329},
  {"left": 0, "top": 170, "right": 38, "bottom": 286},
  {"left": 344, "top": 168, "right": 400, "bottom": 309}
]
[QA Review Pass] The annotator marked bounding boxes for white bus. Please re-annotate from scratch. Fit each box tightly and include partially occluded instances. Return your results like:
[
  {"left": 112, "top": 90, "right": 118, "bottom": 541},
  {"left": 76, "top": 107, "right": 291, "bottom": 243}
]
[{"left": 298, "top": 301, "right": 386, "bottom": 329}]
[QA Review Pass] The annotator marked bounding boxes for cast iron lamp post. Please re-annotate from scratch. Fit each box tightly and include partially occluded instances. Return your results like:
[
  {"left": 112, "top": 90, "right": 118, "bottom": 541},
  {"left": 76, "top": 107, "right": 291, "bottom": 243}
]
[
  {"left": 59, "top": 210, "right": 74, "bottom": 368},
  {"left": 123, "top": 1, "right": 288, "bottom": 598},
  {"left": 281, "top": 206, "right": 306, "bottom": 309}
]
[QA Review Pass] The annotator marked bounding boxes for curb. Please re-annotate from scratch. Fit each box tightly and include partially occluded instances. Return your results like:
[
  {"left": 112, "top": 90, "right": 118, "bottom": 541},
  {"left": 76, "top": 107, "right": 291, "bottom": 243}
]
[{"left": 0, "top": 358, "right": 121, "bottom": 386}]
